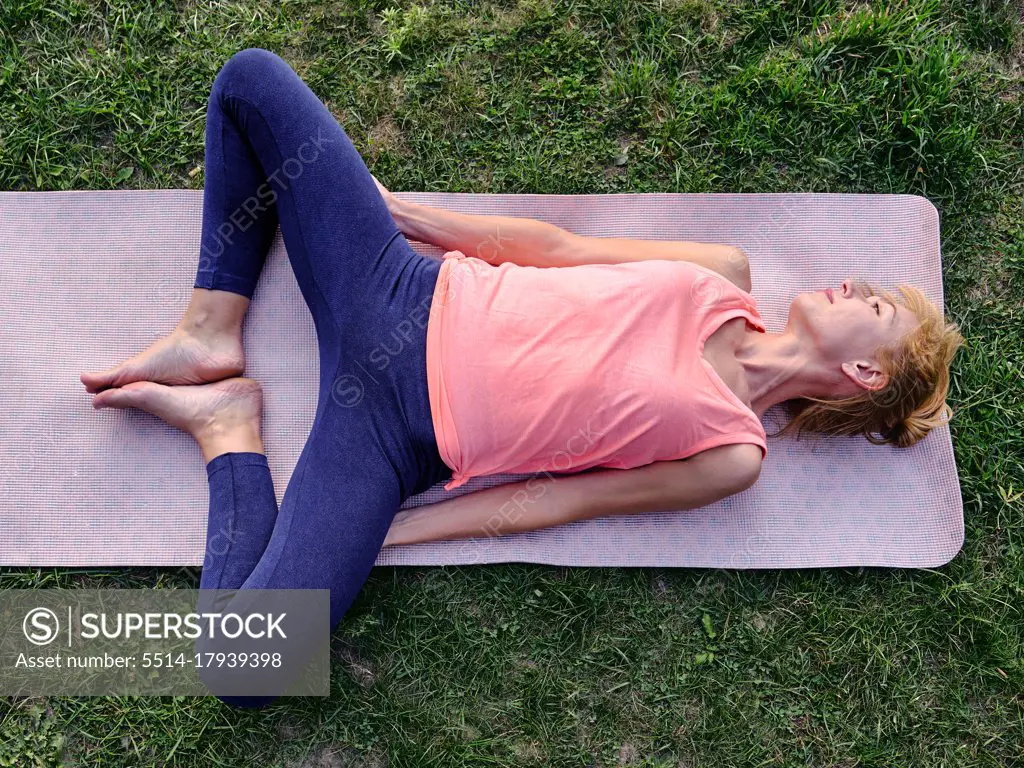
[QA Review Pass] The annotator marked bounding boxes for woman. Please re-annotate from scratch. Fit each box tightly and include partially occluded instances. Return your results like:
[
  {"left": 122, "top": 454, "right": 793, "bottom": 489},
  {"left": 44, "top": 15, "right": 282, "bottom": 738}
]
[{"left": 80, "top": 49, "right": 962, "bottom": 704}]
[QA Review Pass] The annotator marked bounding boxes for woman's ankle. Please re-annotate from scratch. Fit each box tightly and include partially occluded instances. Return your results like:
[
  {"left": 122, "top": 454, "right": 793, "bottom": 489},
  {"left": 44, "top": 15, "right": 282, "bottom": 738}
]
[
  {"left": 179, "top": 288, "right": 250, "bottom": 338},
  {"left": 197, "top": 425, "right": 264, "bottom": 464}
]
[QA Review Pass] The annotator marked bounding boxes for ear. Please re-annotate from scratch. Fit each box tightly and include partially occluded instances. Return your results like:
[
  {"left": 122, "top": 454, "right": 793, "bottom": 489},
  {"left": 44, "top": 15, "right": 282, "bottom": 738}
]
[{"left": 841, "top": 359, "right": 887, "bottom": 391}]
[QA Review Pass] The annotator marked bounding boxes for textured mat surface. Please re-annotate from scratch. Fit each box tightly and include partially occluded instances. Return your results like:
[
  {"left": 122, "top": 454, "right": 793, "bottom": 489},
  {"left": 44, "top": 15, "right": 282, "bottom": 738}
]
[{"left": 0, "top": 191, "right": 962, "bottom": 567}]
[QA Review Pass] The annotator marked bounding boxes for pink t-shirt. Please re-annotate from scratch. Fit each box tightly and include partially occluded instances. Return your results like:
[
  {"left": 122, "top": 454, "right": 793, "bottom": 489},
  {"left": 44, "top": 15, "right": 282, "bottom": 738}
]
[{"left": 425, "top": 251, "right": 768, "bottom": 490}]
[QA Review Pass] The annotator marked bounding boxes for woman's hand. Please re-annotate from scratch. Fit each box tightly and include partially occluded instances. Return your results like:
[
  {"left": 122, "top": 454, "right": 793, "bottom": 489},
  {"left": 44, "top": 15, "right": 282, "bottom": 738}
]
[{"left": 371, "top": 174, "right": 398, "bottom": 215}]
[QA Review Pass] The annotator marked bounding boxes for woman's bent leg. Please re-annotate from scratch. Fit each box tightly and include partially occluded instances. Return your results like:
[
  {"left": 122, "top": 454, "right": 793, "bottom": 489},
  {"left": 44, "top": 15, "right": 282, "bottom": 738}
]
[
  {"left": 195, "top": 407, "right": 407, "bottom": 708},
  {"left": 86, "top": 47, "right": 411, "bottom": 394},
  {"left": 195, "top": 47, "right": 445, "bottom": 486},
  {"left": 191, "top": 49, "right": 450, "bottom": 708},
  {"left": 195, "top": 46, "right": 410, "bottom": 353}
]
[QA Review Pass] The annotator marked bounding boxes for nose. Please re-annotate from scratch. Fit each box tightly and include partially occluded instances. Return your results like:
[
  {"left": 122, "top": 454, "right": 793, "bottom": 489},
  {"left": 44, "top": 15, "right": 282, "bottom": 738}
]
[{"left": 841, "top": 279, "right": 855, "bottom": 299}]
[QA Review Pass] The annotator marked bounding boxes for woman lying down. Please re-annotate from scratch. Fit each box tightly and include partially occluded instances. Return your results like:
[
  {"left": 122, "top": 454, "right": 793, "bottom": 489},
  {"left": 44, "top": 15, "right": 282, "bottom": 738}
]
[{"left": 80, "top": 49, "right": 964, "bottom": 707}]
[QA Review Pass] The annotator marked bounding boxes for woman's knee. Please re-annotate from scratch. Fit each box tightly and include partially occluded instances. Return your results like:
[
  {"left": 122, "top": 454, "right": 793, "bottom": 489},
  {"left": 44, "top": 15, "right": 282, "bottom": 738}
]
[{"left": 212, "top": 47, "right": 293, "bottom": 99}]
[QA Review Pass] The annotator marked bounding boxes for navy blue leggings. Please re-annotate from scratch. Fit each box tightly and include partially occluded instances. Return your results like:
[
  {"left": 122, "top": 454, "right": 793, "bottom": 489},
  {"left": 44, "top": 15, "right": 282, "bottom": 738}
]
[{"left": 192, "top": 48, "right": 451, "bottom": 705}]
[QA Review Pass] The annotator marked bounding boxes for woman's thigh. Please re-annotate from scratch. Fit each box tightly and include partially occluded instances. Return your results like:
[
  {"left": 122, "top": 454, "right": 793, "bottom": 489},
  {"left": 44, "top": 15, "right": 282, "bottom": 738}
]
[
  {"left": 213, "top": 49, "right": 450, "bottom": 497},
  {"left": 236, "top": 402, "right": 407, "bottom": 625},
  {"left": 209, "top": 48, "right": 409, "bottom": 337}
]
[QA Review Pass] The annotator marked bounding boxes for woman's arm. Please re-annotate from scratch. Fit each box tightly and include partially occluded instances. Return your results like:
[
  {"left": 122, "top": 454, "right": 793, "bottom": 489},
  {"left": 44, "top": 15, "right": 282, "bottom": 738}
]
[
  {"left": 375, "top": 179, "right": 750, "bottom": 287},
  {"left": 383, "top": 443, "right": 762, "bottom": 547}
]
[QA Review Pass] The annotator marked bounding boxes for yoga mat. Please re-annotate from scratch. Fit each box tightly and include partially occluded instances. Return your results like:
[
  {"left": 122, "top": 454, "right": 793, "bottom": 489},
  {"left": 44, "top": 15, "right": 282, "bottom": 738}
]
[{"left": 0, "top": 191, "right": 962, "bottom": 568}]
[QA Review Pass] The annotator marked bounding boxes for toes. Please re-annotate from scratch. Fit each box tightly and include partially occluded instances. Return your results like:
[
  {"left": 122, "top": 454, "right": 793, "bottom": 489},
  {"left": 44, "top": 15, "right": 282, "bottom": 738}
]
[
  {"left": 82, "top": 364, "right": 141, "bottom": 393},
  {"left": 91, "top": 388, "right": 126, "bottom": 410},
  {"left": 92, "top": 381, "right": 198, "bottom": 435},
  {"left": 81, "top": 368, "right": 118, "bottom": 393},
  {"left": 91, "top": 381, "right": 159, "bottom": 411}
]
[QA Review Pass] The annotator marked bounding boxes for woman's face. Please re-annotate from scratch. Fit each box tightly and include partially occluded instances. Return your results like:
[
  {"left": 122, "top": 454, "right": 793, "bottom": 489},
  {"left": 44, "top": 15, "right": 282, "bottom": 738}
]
[{"left": 788, "top": 278, "right": 921, "bottom": 376}]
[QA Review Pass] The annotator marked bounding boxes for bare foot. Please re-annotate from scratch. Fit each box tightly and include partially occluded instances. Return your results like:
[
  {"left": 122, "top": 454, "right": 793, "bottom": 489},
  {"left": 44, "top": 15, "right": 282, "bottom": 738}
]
[
  {"left": 80, "top": 325, "right": 245, "bottom": 394},
  {"left": 91, "top": 377, "right": 263, "bottom": 462}
]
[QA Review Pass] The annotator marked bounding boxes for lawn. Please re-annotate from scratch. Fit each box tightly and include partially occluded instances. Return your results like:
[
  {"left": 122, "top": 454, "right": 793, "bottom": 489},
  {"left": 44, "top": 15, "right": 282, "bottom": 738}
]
[{"left": 0, "top": 0, "right": 1022, "bottom": 766}]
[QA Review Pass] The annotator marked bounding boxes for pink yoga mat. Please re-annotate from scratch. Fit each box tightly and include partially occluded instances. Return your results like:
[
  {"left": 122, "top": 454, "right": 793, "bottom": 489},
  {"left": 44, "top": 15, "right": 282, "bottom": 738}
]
[{"left": 0, "top": 191, "right": 962, "bottom": 568}]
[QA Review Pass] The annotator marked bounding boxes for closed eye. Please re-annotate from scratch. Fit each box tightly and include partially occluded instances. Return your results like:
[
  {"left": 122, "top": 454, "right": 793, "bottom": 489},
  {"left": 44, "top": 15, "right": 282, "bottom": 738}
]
[{"left": 857, "top": 283, "right": 888, "bottom": 319}]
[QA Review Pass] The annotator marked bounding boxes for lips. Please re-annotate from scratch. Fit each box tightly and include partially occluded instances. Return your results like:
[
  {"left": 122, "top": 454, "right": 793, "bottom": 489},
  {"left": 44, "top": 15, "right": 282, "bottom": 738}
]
[{"left": 825, "top": 287, "right": 834, "bottom": 303}]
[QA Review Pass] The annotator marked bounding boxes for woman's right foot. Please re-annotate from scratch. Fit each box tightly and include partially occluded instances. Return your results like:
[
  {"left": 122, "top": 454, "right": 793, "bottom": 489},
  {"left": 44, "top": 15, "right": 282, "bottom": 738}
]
[
  {"left": 80, "top": 325, "right": 245, "bottom": 394},
  {"left": 91, "top": 377, "right": 264, "bottom": 462}
]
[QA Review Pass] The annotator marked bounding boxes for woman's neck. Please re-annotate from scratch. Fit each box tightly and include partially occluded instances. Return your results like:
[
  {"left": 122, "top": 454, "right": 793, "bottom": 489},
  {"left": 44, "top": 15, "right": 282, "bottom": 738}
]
[{"left": 735, "top": 328, "right": 845, "bottom": 419}]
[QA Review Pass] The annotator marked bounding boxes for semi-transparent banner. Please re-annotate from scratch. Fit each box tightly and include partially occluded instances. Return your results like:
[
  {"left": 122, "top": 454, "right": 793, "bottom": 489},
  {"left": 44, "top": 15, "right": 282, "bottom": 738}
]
[{"left": 0, "top": 589, "right": 330, "bottom": 696}]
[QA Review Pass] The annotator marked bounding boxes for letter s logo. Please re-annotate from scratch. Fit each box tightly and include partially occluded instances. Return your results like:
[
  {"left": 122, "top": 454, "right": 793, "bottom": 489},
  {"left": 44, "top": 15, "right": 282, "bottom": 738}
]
[{"left": 23, "top": 607, "right": 60, "bottom": 646}]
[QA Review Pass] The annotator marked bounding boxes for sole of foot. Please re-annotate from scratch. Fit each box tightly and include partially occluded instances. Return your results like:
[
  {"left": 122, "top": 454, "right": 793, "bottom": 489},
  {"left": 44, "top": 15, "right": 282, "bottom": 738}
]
[
  {"left": 91, "top": 378, "right": 263, "bottom": 453},
  {"left": 80, "top": 326, "right": 245, "bottom": 394}
]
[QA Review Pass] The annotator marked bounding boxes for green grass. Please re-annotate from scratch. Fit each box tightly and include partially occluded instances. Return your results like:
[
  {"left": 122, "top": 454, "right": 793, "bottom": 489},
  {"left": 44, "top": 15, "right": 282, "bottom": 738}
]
[{"left": 1, "top": 0, "right": 1022, "bottom": 765}]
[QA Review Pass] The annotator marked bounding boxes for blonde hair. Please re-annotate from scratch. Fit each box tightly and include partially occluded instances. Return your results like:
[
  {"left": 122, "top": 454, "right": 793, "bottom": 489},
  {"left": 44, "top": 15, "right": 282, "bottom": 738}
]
[{"left": 768, "top": 281, "right": 965, "bottom": 448}]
